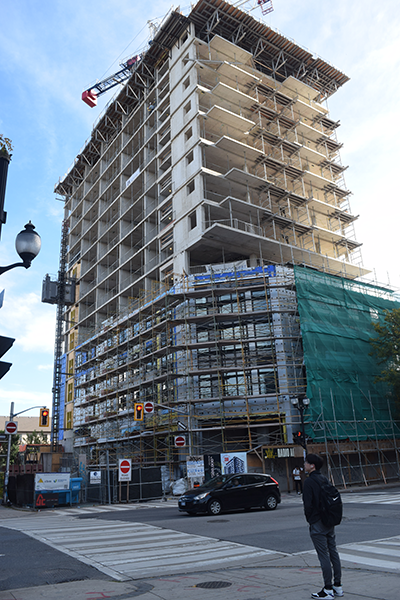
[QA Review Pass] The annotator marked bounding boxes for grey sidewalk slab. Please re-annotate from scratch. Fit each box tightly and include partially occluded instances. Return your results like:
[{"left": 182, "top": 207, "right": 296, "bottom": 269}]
[{"left": 1, "top": 558, "right": 398, "bottom": 600}]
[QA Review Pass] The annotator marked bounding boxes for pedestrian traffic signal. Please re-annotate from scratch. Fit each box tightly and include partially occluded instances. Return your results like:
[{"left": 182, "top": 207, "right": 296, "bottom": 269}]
[
  {"left": 39, "top": 408, "right": 50, "bottom": 427},
  {"left": 0, "top": 335, "right": 14, "bottom": 380}
]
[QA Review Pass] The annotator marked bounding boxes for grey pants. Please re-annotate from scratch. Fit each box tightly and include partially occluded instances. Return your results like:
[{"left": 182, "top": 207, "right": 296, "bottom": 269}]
[{"left": 310, "top": 519, "right": 342, "bottom": 588}]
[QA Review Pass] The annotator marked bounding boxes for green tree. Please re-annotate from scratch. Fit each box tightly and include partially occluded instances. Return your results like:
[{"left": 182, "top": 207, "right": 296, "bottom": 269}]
[
  {"left": 370, "top": 308, "right": 400, "bottom": 413},
  {"left": 0, "top": 431, "right": 20, "bottom": 467},
  {"left": 0, "top": 134, "right": 13, "bottom": 158},
  {"left": 26, "top": 430, "right": 48, "bottom": 445}
]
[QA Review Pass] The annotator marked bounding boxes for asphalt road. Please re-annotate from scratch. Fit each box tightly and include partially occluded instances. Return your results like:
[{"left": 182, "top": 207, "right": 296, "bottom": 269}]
[
  {"left": 78, "top": 490, "right": 400, "bottom": 554},
  {"left": 0, "top": 526, "right": 109, "bottom": 592}
]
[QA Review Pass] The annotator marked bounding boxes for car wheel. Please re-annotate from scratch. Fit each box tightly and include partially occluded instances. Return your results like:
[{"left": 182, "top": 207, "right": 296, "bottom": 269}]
[
  {"left": 264, "top": 494, "right": 278, "bottom": 510},
  {"left": 207, "top": 499, "right": 222, "bottom": 515}
]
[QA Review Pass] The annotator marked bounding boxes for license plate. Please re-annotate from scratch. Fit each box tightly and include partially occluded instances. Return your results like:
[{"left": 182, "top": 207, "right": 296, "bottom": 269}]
[{"left": 180, "top": 500, "right": 186, "bottom": 506}]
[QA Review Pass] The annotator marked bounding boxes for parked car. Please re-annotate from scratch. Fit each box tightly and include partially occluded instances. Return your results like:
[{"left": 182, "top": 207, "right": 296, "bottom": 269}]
[{"left": 178, "top": 473, "right": 281, "bottom": 515}]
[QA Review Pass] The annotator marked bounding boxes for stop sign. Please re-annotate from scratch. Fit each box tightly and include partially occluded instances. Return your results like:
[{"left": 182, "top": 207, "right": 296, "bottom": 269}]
[
  {"left": 144, "top": 402, "right": 154, "bottom": 414},
  {"left": 5, "top": 421, "right": 18, "bottom": 434},
  {"left": 174, "top": 435, "right": 186, "bottom": 447}
]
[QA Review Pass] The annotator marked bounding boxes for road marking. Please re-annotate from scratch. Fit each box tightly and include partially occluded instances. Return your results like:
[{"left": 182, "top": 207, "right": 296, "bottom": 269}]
[
  {"left": 338, "top": 553, "right": 400, "bottom": 570},
  {"left": 338, "top": 536, "right": 400, "bottom": 571},
  {"left": 1, "top": 514, "right": 285, "bottom": 580}
]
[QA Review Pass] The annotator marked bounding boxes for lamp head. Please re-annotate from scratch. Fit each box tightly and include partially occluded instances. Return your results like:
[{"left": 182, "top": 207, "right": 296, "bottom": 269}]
[{"left": 15, "top": 221, "right": 41, "bottom": 266}]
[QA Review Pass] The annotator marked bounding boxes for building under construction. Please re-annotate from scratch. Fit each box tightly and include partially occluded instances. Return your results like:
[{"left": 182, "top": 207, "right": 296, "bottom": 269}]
[{"left": 51, "top": 0, "right": 400, "bottom": 489}]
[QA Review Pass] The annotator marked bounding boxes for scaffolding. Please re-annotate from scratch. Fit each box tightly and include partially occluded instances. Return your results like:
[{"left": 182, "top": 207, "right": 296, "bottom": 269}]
[
  {"left": 73, "top": 264, "right": 304, "bottom": 469},
  {"left": 52, "top": 0, "right": 400, "bottom": 488}
]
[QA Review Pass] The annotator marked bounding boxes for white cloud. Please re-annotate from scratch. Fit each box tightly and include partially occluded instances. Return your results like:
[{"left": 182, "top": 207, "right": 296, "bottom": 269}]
[
  {"left": 0, "top": 389, "right": 52, "bottom": 417},
  {"left": 0, "top": 292, "right": 56, "bottom": 354}
]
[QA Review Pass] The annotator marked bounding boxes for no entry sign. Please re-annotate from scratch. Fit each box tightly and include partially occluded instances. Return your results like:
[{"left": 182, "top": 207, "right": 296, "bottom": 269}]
[
  {"left": 174, "top": 435, "right": 186, "bottom": 448},
  {"left": 5, "top": 421, "right": 18, "bottom": 435},
  {"left": 118, "top": 458, "right": 132, "bottom": 482},
  {"left": 144, "top": 402, "right": 154, "bottom": 414}
]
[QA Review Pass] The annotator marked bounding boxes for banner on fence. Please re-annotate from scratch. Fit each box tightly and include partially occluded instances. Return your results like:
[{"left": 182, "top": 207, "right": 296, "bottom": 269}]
[{"left": 35, "top": 473, "right": 70, "bottom": 491}]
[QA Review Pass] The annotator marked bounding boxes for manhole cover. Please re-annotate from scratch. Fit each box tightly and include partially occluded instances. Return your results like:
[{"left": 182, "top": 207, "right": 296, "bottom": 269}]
[
  {"left": 195, "top": 581, "right": 232, "bottom": 589},
  {"left": 206, "top": 519, "right": 229, "bottom": 523}
]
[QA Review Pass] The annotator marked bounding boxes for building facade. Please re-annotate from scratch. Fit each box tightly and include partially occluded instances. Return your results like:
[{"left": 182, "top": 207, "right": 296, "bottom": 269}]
[{"left": 52, "top": 0, "right": 400, "bottom": 486}]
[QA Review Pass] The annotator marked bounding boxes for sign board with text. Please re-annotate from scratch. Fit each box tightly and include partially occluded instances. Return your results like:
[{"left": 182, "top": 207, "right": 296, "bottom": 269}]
[
  {"left": 35, "top": 473, "right": 70, "bottom": 491},
  {"left": 35, "top": 492, "right": 59, "bottom": 508},
  {"left": 90, "top": 471, "right": 102, "bottom": 484},
  {"left": 118, "top": 459, "right": 132, "bottom": 482},
  {"left": 263, "top": 447, "right": 301, "bottom": 459},
  {"left": 186, "top": 455, "right": 204, "bottom": 478}
]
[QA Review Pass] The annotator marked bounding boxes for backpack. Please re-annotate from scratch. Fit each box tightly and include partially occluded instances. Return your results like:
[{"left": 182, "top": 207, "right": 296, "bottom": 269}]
[{"left": 316, "top": 475, "right": 343, "bottom": 528}]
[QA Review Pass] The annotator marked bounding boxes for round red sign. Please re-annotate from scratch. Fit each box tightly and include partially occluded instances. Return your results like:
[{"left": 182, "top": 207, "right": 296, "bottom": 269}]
[
  {"left": 120, "top": 459, "right": 131, "bottom": 474},
  {"left": 174, "top": 436, "right": 186, "bottom": 447},
  {"left": 5, "top": 422, "right": 17, "bottom": 434},
  {"left": 144, "top": 402, "right": 154, "bottom": 413}
]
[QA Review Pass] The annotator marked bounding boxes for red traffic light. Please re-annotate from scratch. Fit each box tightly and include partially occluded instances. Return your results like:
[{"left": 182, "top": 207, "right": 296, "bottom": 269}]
[
  {"left": 134, "top": 403, "right": 144, "bottom": 421},
  {"left": 39, "top": 408, "right": 50, "bottom": 427}
]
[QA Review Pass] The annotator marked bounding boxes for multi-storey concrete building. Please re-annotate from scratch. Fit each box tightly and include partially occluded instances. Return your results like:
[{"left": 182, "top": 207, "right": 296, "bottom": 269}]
[{"left": 52, "top": 0, "right": 400, "bottom": 486}]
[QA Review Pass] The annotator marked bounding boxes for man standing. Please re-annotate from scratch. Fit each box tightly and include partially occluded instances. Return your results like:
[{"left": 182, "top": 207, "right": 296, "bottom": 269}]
[
  {"left": 292, "top": 465, "right": 303, "bottom": 494},
  {"left": 303, "top": 453, "right": 343, "bottom": 599}
]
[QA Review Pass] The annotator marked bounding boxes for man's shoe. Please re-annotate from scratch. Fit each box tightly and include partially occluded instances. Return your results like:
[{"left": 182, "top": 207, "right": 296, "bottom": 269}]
[
  {"left": 311, "top": 589, "right": 334, "bottom": 599},
  {"left": 332, "top": 585, "right": 344, "bottom": 597}
]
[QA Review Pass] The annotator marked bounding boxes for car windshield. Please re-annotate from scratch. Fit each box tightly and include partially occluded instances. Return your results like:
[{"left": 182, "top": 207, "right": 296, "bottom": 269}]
[{"left": 201, "top": 474, "right": 233, "bottom": 489}]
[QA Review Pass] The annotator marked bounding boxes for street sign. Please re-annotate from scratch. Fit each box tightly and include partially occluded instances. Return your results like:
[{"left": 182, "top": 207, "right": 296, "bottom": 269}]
[
  {"left": 118, "top": 458, "right": 132, "bottom": 482},
  {"left": 174, "top": 435, "right": 186, "bottom": 448},
  {"left": 4, "top": 421, "right": 18, "bottom": 435},
  {"left": 35, "top": 492, "right": 59, "bottom": 508},
  {"left": 144, "top": 401, "right": 154, "bottom": 414},
  {"left": 186, "top": 455, "right": 204, "bottom": 478}
]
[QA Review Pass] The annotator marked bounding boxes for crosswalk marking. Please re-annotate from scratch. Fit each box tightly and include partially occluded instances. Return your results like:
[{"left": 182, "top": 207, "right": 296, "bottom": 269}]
[
  {"left": 338, "top": 536, "right": 400, "bottom": 571},
  {"left": 341, "top": 543, "right": 400, "bottom": 558},
  {"left": 45, "top": 502, "right": 172, "bottom": 516},
  {"left": 295, "top": 535, "right": 400, "bottom": 572},
  {"left": 344, "top": 493, "right": 400, "bottom": 505},
  {"left": 1, "top": 514, "right": 284, "bottom": 580},
  {"left": 285, "top": 491, "right": 400, "bottom": 506},
  {"left": 338, "top": 553, "right": 400, "bottom": 570}
]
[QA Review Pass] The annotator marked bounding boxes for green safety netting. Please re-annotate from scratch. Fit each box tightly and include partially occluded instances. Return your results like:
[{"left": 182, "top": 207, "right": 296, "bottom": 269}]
[{"left": 294, "top": 266, "right": 400, "bottom": 442}]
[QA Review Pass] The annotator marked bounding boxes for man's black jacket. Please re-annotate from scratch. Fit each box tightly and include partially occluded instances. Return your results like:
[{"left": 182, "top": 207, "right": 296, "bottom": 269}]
[{"left": 303, "top": 470, "right": 329, "bottom": 524}]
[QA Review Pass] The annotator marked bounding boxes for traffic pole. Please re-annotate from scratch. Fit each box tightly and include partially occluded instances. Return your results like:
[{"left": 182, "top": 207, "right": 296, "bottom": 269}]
[{"left": 3, "top": 401, "right": 14, "bottom": 505}]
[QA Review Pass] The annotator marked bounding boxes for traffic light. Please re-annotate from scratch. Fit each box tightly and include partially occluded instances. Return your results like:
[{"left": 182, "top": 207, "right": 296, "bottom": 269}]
[
  {"left": 293, "top": 430, "right": 306, "bottom": 448},
  {"left": 0, "top": 335, "right": 14, "bottom": 380},
  {"left": 39, "top": 408, "right": 50, "bottom": 427},
  {"left": 134, "top": 403, "right": 144, "bottom": 421}
]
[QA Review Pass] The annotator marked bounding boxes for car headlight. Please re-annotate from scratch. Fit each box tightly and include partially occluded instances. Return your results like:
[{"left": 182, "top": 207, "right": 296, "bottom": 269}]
[{"left": 194, "top": 492, "right": 209, "bottom": 500}]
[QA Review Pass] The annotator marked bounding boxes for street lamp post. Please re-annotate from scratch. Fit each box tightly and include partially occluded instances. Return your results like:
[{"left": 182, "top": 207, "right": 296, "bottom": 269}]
[
  {"left": 291, "top": 394, "right": 310, "bottom": 456},
  {"left": 0, "top": 221, "right": 41, "bottom": 275}
]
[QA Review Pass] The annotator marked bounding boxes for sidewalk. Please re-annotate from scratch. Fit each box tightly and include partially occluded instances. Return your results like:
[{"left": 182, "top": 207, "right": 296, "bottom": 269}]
[
  {"left": 1, "top": 488, "right": 399, "bottom": 600},
  {"left": 0, "top": 551, "right": 396, "bottom": 600}
]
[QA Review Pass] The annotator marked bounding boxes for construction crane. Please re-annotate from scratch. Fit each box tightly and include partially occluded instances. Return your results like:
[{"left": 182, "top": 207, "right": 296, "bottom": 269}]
[
  {"left": 82, "top": 54, "right": 141, "bottom": 107},
  {"left": 257, "top": 0, "right": 273, "bottom": 15},
  {"left": 81, "top": 1, "right": 273, "bottom": 107},
  {"left": 233, "top": 0, "right": 273, "bottom": 15}
]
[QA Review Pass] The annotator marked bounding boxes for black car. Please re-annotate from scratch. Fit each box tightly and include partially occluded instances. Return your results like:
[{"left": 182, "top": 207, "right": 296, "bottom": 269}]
[{"left": 178, "top": 473, "right": 281, "bottom": 515}]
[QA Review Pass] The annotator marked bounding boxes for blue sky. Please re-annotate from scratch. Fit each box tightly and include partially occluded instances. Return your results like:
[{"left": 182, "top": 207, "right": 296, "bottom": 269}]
[{"left": 0, "top": 0, "right": 399, "bottom": 419}]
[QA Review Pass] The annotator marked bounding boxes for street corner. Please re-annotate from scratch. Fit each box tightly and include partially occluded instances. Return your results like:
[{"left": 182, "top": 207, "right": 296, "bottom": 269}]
[
  {"left": 141, "top": 570, "right": 320, "bottom": 600},
  {"left": 143, "top": 573, "right": 270, "bottom": 600},
  {"left": 0, "top": 579, "right": 153, "bottom": 600}
]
